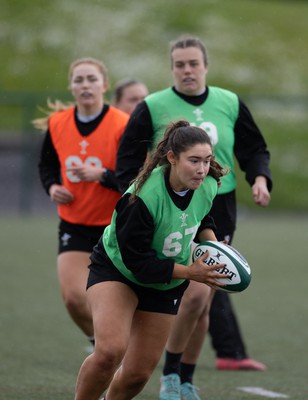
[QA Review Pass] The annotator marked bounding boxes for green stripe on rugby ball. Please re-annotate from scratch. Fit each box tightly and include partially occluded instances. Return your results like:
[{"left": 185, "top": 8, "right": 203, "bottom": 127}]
[{"left": 192, "top": 241, "right": 251, "bottom": 293}]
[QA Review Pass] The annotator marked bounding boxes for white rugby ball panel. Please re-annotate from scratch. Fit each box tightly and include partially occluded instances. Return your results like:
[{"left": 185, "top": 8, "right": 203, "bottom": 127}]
[
  {"left": 223, "top": 243, "right": 251, "bottom": 275},
  {"left": 192, "top": 241, "right": 251, "bottom": 293}
]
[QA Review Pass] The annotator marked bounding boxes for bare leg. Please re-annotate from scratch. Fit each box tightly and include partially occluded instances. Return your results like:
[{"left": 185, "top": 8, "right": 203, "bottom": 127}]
[
  {"left": 57, "top": 251, "right": 93, "bottom": 336},
  {"left": 75, "top": 282, "right": 138, "bottom": 400},
  {"left": 107, "top": 310, "right": 175, "bottom": 400},
  {"left": 75, "top": 282, "right": 175, "bottom": 400},
  {"left": 181, "top": 287, "right": 215, "bottom": 364},
  {"left": 166, "top": 281, "right": 212, "bottom": 354}
]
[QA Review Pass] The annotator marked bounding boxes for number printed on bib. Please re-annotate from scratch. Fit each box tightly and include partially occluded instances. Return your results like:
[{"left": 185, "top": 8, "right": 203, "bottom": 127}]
[
  {"left": 162, "top": 226, "right": 198, "bottom": 257},
  {"left": 65, "top": 155, "right": 102, "bottom": 182}
]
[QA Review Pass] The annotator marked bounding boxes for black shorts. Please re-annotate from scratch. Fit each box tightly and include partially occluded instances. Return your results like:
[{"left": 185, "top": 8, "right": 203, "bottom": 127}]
[
  {"left": 87, "top": 242, "right": 189, "bottom": 315},
  {"left": 58, "top": 219, "right": 106, "bottom": 254}
]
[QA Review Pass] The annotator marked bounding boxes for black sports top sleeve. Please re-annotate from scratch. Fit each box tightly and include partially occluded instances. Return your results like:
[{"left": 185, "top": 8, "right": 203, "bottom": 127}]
[
  {"left": 234, "top": 99, "right": 273, "bottom": 191},
  {"left": 115, "top": 92, "right": 273, "bottom": 195},
  {"left": 38, "top": 130, "right": 61, "bottom": 195},
  {"left": 115, "top": 101, "right": 153, "bottom": 193},
  {"left": 115, "top": 194, "right": 175, "bottom": 284}
]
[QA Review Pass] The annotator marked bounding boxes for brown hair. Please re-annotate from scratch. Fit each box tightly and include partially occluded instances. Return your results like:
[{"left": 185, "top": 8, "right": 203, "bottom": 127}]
[
  {"left": 170, "top": 35, "right": 209, "bottom": 67},
  {"left": 112, "top": 79, "right": 144, "bottom": 104},
  {"left": 130, "top": 120, "right": 227, "bottom": 202}
]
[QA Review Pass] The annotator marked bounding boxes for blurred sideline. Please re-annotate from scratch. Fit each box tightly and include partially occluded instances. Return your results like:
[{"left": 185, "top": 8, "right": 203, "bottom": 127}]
[{"left": 0, "top": 136, "right": 54, "bottom": 215}]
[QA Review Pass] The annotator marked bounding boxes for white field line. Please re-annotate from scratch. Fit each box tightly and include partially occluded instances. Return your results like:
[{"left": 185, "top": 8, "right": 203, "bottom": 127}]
[{"left": 238, "top": 387, "right": 289, "bottom": 398}]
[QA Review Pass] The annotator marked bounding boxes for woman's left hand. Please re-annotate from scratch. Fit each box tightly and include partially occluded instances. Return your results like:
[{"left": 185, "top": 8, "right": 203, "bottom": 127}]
[
  {"left": 252, "top": 176, "right": 271, "bottom": 207},
  {"left": 67, "top": 163, "right": 105, "bottom": 182}
]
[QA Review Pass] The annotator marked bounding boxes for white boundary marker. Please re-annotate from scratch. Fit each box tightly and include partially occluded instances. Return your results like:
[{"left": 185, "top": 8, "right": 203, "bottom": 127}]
[{"left": 238, "top": 387, "right": 289, "bottom": 398}]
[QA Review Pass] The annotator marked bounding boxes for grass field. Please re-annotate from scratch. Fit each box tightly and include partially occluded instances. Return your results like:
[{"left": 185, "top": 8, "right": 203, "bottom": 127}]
[
  {"left": 0, "top": 212, "right": 307, "bottom": 399},
  {"left": 1, "top": 4, "right": 307, "bottom": 397}
]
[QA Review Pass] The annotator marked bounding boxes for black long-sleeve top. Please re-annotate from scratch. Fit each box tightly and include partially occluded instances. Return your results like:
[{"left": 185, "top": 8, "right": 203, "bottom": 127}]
[
  {"left": 115, "top": 87, "right": 273, "bottom": 234},
  {"left": 90, "top": 173, "right": 217, "bottom": 284}
]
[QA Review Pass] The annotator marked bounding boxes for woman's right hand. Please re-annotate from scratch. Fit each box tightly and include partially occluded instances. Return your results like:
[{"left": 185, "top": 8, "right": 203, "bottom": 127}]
[{"left": 49, "top": 184, "right": 74, "bottom": 205}]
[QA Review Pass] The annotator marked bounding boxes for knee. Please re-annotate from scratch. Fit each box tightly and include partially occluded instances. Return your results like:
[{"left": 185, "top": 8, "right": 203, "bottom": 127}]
[
  {"left": 94, "top": 347, "right": 124, "bottom": 374},
  {"left": 63, "top": 293, "right": 87, "bottom": 311},
  {"left": 182, "top": 291, "right": 206, "bottom": 314},
  {"left": 124, "top": 369, "right": 152, "bottom": 392},
  {"left": 62, "top": 289, "right": 86, "bottom": 312}
]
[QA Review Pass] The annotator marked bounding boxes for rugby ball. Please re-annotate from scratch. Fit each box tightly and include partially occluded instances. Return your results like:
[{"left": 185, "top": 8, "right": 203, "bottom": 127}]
[{"left": 192, "top": 241, "right": 251, "bottom": 293}]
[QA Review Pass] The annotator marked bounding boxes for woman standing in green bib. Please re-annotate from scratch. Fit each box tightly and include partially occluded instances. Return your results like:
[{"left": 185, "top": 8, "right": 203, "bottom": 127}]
[
  {"left": 116, "top": 35, "right": 272, "bottom": 400},
  {"left": 74, "top": 121, "right": 227, "bottom": 400}
]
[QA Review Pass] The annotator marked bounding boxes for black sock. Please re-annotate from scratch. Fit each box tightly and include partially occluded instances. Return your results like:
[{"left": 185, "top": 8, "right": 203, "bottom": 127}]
[
  {"left": 162, "top": 350, "right": 183, "bottom": 376},
  {"left": 180, "top": 362, "right": 196, "bottom": 384}
]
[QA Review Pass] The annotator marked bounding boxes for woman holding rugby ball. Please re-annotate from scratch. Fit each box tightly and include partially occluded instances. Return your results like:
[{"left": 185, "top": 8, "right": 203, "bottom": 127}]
[{"left": 74, "top": 120, "right": 227, "bottom": 400}]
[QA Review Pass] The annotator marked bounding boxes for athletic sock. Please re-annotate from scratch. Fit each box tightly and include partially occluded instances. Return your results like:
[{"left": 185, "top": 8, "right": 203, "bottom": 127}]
[
  {"left": 162, "top": 350, "right": 183, "bottom": 376},
  {"left": 180, "top": 362, "right": 196, "bottom": 384}
]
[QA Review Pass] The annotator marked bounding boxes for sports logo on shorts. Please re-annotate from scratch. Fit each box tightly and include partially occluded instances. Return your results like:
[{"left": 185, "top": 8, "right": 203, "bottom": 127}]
[{"left": 61, "top": 233, "right": 71, "bottom": 247}]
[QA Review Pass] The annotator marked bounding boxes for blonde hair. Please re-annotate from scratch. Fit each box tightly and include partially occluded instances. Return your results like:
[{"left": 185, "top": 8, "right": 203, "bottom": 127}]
[
  {"left": 32, "top": 57, "right": 109, "bottom": 132},
  {"left": 32, "top": 98, "right": 74, "bottom": 131},
  {"left": 68, "top": 57, "right": 109, "bottom": 87}
]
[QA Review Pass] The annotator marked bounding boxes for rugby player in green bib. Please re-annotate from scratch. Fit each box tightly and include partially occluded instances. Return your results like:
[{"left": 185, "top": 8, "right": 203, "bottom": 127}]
[
  {"left": 74, "top": 120, "right": 227, "bottom": 400},
  {"left": 116, "top": 35, "right": 272, "bottom": 400}
]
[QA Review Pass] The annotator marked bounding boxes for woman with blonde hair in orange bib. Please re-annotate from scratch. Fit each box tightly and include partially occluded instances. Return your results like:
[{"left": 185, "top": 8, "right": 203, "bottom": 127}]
[{"left": 36, "top": 57, "right": 129, "bottom": 350}]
